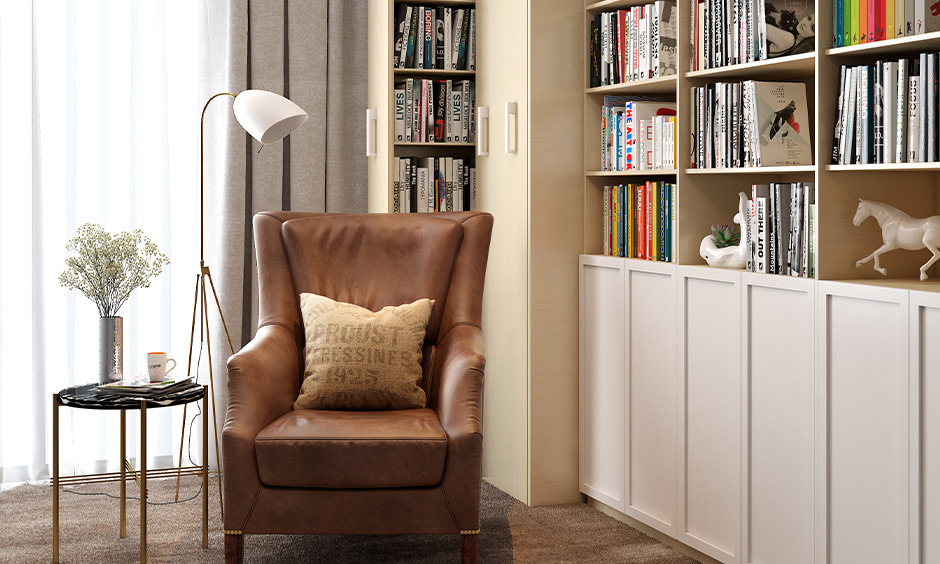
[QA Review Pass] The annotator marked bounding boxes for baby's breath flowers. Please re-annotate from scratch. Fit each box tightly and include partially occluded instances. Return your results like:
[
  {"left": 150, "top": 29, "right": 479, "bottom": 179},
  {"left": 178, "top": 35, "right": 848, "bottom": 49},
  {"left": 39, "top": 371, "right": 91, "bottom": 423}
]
[{"left": 59, "top": 223, "right": 169, "bottom": 317}]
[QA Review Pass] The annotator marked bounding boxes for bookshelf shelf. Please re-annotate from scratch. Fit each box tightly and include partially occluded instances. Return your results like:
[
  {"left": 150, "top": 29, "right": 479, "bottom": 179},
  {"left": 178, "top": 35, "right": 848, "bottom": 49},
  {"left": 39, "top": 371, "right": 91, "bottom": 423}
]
[
  {"left": 393, "top": 68, "right": 476, "bottom": 77},
  {"left": 586, "top": 75, "right": 679, "bottom": 96},
  {"left": 418, "top": 0, "right": 475, "bottom": 6},
  {"left": 685, "top": 53, "right": 816, "bottom": 81},
  {"left": 684, "top": 165, "right": 816, "bottom": 175},
  {"left": 832, "top": 278, "right": 940, "bottom": 293},
  {"left": 826, "top": 31, "right": 940, "bottom": 57},
  {"left": 586, "top": 170, "right": 677, "bottom": 177},
  {"left": 586, "top": 0, "right": 654, "bottom": 13},
  {"left": 826, "top": 163, "right": 940, "bottom": 172},
  {"left": 394, "top": 142, "right": 476, "bottom": 147}
]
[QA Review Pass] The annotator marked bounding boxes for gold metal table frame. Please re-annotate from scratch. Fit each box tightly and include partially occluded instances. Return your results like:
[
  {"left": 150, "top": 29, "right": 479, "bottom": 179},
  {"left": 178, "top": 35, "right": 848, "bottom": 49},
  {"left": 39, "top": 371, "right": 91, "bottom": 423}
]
[{"left": 51, "top": 385, "right": 209, "bottom": 564}]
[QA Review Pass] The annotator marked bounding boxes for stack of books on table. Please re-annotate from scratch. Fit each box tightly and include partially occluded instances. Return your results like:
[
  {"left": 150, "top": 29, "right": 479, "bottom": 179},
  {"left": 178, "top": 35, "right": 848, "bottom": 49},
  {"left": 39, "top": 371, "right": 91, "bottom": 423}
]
[{"left": 97, "top": 377, "right": 198, "bottom": 398}]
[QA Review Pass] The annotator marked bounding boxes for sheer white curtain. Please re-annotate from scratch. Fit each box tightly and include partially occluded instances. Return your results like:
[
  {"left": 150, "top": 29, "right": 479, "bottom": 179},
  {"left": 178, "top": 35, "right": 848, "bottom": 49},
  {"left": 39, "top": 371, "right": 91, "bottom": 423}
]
[{"left": 0, "top": 0, "right": 202, "bottom": 484}]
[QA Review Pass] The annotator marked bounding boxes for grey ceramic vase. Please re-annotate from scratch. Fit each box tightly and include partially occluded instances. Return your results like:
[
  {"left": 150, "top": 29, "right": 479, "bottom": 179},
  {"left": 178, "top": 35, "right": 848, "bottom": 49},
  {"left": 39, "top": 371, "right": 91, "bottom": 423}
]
[{"left": 99, "top": 316, "right": 123, "bottom": 384}]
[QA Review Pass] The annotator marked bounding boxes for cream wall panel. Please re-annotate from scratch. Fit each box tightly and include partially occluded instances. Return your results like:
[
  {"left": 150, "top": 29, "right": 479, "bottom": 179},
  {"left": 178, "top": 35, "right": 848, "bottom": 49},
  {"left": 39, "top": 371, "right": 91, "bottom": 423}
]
[
  {"left": 626, "top": 262, "right": 678, "bottom": 535},
  {"left": 743, "top": 274, "right": 815, "bottom": 564},
  {"left": 579, "top": 255, "right": 625, "bottom": 511},
  {"left": 477, "top": 0, "right": 530, "bottom": 502},
  {"left": 679, "top": 266, "right": 742, "bottom": 564},
  {"left": 818, "top": 282, "right": 910, "bottom": 564}
]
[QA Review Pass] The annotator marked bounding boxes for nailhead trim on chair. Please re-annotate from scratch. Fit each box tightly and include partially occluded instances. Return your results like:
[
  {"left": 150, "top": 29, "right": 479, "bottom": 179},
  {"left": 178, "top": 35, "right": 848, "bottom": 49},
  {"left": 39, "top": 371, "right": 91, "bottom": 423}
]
[
  {"left": 460, "top": 529, "right": 480, "bottom": 535},
  {"left": 223, "top": 529, "right": 243, "bottom": 535}
]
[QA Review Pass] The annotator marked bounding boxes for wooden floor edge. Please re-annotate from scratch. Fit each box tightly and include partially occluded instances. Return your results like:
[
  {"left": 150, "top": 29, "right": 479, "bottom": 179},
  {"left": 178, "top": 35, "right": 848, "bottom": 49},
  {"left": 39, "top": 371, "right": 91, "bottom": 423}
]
[{"left": 585, "top": 497, "right": 723, "bottom": 564}]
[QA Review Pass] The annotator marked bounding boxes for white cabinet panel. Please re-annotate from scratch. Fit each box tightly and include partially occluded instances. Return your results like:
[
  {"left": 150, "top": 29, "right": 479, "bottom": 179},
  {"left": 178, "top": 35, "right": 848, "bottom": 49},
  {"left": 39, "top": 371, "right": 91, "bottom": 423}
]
[
  {"left": 743, "top": 275, "right": 815, "bottom": 564},
  {"left": 819, "top": 282, "right": 910, "bottom": 564},
  {"left": 679, "top": 267, "right": 742, "bottom": 563},
  {"left": 913, "top": 291, "right": 940, "bottom": 564},
  {"left": 579, "top": 256, "right": 625, "bottom": 511},
  {"left": 626, "top": 262, "right": 678, "bottom": 535}
]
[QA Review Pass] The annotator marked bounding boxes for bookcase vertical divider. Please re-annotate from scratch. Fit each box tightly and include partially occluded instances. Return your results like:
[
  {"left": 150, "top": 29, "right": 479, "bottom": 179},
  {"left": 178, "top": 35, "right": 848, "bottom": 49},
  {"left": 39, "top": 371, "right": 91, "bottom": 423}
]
[{"left": 675, "top": 0, "right": 693, "bottom": 263}]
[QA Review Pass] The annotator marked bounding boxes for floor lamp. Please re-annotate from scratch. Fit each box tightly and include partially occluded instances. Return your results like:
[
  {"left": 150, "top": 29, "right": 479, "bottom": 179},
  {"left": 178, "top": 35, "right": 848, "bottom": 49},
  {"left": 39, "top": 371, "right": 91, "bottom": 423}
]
[{"left": 175, "top": 90, "right": 308, "bottom": 517}]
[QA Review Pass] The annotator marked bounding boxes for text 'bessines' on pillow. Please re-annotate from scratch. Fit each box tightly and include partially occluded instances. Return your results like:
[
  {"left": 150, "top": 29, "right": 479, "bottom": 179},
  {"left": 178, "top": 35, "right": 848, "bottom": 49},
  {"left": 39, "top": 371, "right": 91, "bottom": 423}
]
[{"left": 294, "top": 293, "right": 434, "bottom": 411}]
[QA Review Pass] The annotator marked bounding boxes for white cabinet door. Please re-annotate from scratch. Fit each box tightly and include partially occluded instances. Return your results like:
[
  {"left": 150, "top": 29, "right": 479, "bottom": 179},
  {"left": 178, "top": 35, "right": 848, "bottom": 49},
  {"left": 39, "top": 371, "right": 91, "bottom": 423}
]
[
  {"left": 818, "top": 282, "right": 910, "bottom": 564},
  {"left": 742, "top": 274, "right": 815, "bottom": 564},
  {"left": 678, "top": 266, "right": 742, "bottom": 564},
  {"left": 625, "top": 261, "right": 678, "bottom": 536},
  {"left": 912, "top": 290, "right": 940, "bottom": 564},
  {"left": 579, "top": 255, "right": 625, "bottom": 511}
]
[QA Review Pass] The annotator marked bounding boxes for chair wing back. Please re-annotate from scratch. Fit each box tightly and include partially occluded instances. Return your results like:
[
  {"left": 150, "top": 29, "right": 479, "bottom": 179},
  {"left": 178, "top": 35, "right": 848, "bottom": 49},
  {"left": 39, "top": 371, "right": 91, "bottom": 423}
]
[{"left": 252, "top": 211, "right": 493, "bottom": 352}]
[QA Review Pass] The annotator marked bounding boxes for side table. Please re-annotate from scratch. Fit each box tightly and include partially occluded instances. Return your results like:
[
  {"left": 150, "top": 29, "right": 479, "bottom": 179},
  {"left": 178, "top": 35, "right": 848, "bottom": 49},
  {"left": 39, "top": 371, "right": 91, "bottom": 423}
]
[{"left": 52, "top": 383, "right": 208, "bottom": 564}]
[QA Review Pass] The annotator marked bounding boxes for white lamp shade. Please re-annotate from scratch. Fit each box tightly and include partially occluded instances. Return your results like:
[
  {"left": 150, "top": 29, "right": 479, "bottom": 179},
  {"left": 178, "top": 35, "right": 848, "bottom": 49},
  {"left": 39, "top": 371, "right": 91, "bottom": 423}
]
[{"left": 233, "top": 89, "right": 308, "bottom": 144}]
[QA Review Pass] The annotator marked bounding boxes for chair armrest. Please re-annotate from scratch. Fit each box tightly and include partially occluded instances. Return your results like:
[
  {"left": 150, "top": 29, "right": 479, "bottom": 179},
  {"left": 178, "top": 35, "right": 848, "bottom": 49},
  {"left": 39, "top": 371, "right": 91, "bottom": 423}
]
[
  {"left": 431, "top": 324, "right": 485, "bottom": 437},
  {"left": 222, "top": 323, "right": 300, "bottom": 531},
  {"left": 430, "top": 323, "right": 486, "bottom": 531}
]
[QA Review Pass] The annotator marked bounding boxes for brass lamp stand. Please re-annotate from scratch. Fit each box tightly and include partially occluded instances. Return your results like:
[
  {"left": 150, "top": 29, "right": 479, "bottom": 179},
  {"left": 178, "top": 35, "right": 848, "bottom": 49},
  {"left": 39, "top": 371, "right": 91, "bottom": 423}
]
[{"left": 174, "top": 90, "right": 308, "bottom": 519}]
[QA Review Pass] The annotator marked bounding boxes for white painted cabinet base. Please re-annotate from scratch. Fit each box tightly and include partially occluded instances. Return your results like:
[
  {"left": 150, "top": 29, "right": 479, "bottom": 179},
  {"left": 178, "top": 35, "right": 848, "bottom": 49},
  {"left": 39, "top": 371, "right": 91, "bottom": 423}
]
[
  {"left": 580, "top": 261, "right": 940, "bottom": 564},
  {"left": 678, "top": 267, "right": 742, "bottom": 563}
]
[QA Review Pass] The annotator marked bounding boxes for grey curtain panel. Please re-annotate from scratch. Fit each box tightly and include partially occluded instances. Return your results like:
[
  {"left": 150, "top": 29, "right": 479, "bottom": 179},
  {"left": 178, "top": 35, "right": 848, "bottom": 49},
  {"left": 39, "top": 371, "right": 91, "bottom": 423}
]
[{"left": 199, "top": 0, "right": 367, "bottom": 447}]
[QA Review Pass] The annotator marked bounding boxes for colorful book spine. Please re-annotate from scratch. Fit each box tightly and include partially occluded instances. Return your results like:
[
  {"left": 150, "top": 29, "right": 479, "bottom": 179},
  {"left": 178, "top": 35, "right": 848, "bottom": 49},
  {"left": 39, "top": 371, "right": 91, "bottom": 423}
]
[
  {"left": 860, "top": 0, "right": 869, "bottom": 42},
  {"left": 896, "top": 0, "right": 905, "bottom": 37},
  {"left": 852, "top": 0, "right": 861, "bottom": 44},
  {"left": 844, "top": 0, "right": 853, "bottom": 44},
  {"left": 836, "top": 0, "right": 845, "bottom": 46}
]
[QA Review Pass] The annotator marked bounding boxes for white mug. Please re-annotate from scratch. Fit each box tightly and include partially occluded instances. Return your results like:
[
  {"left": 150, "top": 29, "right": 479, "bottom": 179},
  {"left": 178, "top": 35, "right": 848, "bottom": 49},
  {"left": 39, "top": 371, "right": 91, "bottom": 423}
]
[{"left": 147, "top": 352, "right": 177, "bottom": 382}]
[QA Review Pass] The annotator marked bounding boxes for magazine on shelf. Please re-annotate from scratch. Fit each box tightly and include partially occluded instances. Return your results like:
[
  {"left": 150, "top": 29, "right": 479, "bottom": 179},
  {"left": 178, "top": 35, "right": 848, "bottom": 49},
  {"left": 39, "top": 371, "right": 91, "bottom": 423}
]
[
  {"left": 752, "top": 81, "right": 813, "bottom": 165},
  {"left": 97, "top": 376, "right": 196, "bottom": 397}
]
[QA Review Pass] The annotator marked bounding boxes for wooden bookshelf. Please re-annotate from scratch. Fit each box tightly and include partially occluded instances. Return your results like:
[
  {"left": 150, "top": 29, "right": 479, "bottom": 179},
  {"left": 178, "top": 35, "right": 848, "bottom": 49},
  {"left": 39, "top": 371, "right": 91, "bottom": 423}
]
[
  {"left": 685, "top": 52, "right": 815, "bottom": 80},
  {"left": 392, "top": 68, "right": 476, "bottom": 77},
  {"left": 393, "top": 141, "right": 476, "bottom": 147},
  {"left": 368, "top": 1, "right": 478, "bottom": 212},
  {"left": 586, "top": 75, "right": 678, "bottom": 95},
  {"left": 586, "top": 0, "right": 654, "bottom": 12},
  {"left": 826, "top": 162, "right": 940, "bottom": 171},
  {"left": 581, "top": 5, "right": 940, "bottom": 564},
  {"left": 586, "top": 169, "right": 677, "bottom": 176},
  {"left": 583, "top": 0, "right": 937, "bottom": 283},
  {"left": 826, "top": 30, "right": 940, "bottom": 56},
  {"left": 684, "top": 165, "right": 817, "bottom": 174}
]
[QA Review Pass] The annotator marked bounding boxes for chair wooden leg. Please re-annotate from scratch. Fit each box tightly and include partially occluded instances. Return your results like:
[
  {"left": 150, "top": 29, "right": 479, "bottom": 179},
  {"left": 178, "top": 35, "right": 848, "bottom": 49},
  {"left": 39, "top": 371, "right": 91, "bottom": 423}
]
[
  {"left": 224, "top": 533, "right": 244, "bottom": 564},
  {"left": 460, "top": 533, "right": 478, "bottom": 564}
]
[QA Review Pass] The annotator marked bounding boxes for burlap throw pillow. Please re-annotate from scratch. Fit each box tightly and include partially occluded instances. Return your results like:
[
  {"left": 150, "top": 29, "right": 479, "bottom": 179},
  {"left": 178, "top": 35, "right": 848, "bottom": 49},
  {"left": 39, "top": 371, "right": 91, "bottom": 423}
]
[{"left": 294, "top": 293, "right": 433, "bottom": 410}]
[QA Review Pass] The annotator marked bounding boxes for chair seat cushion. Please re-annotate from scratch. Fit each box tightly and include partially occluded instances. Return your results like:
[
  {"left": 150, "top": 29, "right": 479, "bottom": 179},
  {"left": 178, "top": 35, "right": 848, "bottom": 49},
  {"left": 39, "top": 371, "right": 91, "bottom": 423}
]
[{"left": 255, "top": 408, "right": 448, "bottom": 488}]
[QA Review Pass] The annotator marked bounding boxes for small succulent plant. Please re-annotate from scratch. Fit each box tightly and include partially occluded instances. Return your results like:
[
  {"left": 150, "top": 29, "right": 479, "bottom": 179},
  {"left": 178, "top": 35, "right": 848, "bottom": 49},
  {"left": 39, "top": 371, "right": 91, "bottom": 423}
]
[{"left": 711, "top": 224, "right": 740, "bottom": 248}]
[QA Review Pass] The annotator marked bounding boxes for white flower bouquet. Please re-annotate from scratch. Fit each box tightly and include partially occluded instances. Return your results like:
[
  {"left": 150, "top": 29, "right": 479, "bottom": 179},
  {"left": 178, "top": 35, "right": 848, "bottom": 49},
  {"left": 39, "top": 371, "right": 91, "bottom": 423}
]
[{"left": 59, "top": 223, "right": 169, "bottom": 317}]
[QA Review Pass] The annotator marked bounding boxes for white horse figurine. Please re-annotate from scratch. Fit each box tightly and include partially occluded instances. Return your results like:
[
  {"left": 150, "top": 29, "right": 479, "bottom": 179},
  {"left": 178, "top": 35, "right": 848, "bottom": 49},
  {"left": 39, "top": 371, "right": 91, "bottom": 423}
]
[
  {"left": 700, "top": 191, "right": 749, "bottom": 269},
  {"left": 853, "top": 199, "right": 940, "bottom": 281}
]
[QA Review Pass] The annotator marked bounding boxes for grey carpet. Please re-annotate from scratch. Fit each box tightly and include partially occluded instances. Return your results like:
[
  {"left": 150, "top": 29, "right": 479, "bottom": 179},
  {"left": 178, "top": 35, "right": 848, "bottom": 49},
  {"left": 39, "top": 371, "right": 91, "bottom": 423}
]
[{"left": 0, "top": 477, "right": 696, "bottom": 563}]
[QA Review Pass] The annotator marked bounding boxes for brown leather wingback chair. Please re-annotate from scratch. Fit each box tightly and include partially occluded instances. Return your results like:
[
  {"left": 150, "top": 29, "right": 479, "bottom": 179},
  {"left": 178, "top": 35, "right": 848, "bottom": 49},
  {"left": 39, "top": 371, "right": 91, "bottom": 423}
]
[{"left": 221, "top": 211, "right": 493, "bottom": 564}]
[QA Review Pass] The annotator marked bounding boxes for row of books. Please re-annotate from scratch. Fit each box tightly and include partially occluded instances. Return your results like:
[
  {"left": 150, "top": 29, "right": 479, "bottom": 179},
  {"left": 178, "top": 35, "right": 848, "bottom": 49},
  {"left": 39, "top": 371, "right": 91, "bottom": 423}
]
[
  {"left": 589, "top": 1, "right": 678, "bottom": 88},
  {"left": 690, "top": 80, "right": 813, "bottom": 169},
  {"left": 393, "top": 156, "right": 475, "bottom": 213},
  {"left": 690, "top": 0, "right": 815, "bottom": 72},
  {"left": 831, "top": 56, "right": 940, "bottom": 165},
  {"left": 744, "top": 183, "right": 817, "bottom": 277},
  {"left": 394, "top": 5, "right": 474, "bottom": 71},
  {"left": 603, "top": 182, "right": 677, "bottom": 262},
  {"left": 394, "top": 78, "right": 475, "bottom": 144},
  {"left": 832, "top": 0, "right": 940, "bottom": 47},
  {"left": 602, "top": 97, "right": 678, "bottom": 171}
]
